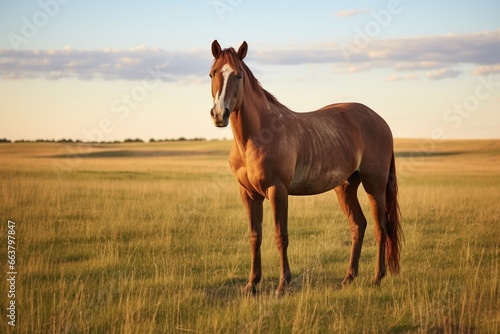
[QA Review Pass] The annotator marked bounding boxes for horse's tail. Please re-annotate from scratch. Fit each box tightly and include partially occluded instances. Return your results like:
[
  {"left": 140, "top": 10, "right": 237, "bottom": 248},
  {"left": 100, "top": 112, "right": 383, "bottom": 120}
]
[{"left": 385, "top": 152, "right": 402, "bottom": 275}]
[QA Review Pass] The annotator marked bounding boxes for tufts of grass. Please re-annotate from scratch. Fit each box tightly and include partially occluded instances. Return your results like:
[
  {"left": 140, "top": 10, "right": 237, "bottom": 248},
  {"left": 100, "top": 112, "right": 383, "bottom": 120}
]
[{"left": 0, "top": 140, "right": 499, "bottom": 333}]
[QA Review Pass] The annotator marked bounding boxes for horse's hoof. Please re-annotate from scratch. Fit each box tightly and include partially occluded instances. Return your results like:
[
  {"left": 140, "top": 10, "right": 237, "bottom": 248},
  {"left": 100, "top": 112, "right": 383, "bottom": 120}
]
[
  {"left": 341, "top": 275, "right": 354, "bottom": 288},
  {"left": 242, "top": 283, "right": 256, "bottom": 296},
  {"left": 275, "top": 284, "right": 292, "bottom": 297},
  {"left": 275, "top": 274, "right": 292, "bottom": 297},
  {"left": 275, "top": 288, "right": 292, "bottom": 297},
  {"left": 371, "top": 272, "right": 386, "bottom": 287}
]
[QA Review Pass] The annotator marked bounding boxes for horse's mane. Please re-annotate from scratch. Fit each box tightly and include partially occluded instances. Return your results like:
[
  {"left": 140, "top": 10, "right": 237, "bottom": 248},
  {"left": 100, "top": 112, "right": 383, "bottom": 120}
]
[{"left": 215, "top": 48, "right": 282, "bottom": 106}]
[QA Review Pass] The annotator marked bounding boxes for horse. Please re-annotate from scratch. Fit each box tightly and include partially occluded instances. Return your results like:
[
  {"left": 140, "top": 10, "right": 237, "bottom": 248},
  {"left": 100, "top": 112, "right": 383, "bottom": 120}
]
[{"left": 208, "top": 40, "right": 402, "bottom": 295}]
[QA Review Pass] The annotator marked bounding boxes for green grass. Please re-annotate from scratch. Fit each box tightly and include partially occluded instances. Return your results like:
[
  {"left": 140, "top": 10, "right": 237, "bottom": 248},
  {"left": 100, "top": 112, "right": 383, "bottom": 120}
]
[{"left": 0, "top": 140, "right": 499, "bottom": 333}]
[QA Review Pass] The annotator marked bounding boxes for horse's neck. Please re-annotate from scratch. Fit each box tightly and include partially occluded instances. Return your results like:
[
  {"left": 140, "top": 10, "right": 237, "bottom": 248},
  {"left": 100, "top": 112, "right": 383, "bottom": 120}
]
[
  {"left": 231, "top": 88, "right": 287, "bottom": 149},
  {"left": 230, "top": 101, "right": 262, "bottom": 149}
]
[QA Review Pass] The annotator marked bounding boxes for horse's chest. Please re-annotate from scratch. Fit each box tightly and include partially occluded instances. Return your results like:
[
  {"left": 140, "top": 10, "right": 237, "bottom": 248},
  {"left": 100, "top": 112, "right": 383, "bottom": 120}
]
[
  {"left": 230, "top": 164, "right": 265, "bottom": 196},
  {"left": 229, "top": 153, "right": 273, "bottom": 197}
]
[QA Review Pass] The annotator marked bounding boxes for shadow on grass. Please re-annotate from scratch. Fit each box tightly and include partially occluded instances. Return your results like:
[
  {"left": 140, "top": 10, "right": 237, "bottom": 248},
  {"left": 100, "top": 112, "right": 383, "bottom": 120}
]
[
  {"left": 205, "top": 271, "right": 348, "bottom": 301},
  {"left": 48, "top": 148, "right": 464, "bottom": 160},
  {"left": 395, "top": 151, "right": 464, "bottom": 158},
  {"left": 49, "top": 150, "right": 226, "bottom": 158}
]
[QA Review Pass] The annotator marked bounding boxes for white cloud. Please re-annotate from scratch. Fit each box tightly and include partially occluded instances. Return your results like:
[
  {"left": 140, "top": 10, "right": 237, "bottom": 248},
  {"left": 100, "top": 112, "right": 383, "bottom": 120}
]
[
  {"left": 426, "top": 69, "right": 463, "bottom": 80},
  {"left": 0, "top": 30, "right": 498, "bottom": 81},
  {"left": 386, "top": 74, "right": 420, "bottom": 81},
  {"left": 473, "top": 64, "right": 500, "bottom": 76},
  {"left": 394, "top": 61, "right": 447, "bottom": 71},
  {"left": 335, "top": 9, "right": 369, "bottom": 18},
  {"left": 0, "top": 47, "right": 209, "bottom": 81},
  {"left": 253, "top": 30, "right": 500, "bottom": 79}
]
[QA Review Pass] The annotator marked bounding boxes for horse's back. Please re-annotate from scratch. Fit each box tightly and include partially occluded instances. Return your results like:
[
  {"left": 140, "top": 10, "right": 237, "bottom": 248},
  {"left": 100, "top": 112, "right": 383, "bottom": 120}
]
[
  {"left": 320, "top": 102, "right": 389, "bottom": 126},
  {"left": 287, "top": 102, "right": 393, "bottom": 195},
  {"left": 315, "top": 102, "right": 393, "bottom": 146},
  {"left": 295, "top": 102, "right": 392, "bottom": 148}
]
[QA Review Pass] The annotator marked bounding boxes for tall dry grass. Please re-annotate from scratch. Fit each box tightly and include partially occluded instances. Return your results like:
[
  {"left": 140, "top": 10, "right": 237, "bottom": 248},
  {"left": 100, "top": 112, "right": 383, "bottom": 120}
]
[{"left": 0, "top": 140, "right": 499, "bottom": 333}]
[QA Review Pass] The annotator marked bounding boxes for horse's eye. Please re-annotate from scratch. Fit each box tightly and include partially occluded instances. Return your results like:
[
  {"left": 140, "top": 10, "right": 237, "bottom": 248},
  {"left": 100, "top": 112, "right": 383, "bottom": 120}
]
[
  {"left": 209, "top": 73, "right": 212, "bottom": 78},
  {"left": 237, "top": 73, "right": 242, "bottom": 79}
]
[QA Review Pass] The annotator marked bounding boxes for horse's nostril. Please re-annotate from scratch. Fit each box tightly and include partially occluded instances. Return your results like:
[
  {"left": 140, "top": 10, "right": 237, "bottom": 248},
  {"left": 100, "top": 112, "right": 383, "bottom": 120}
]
[
  {"left": 223, "top": 108, "right": 230, "bottom": 119},
  {"left": 210, "top": 109, "right": 215, "bottom": 118}
]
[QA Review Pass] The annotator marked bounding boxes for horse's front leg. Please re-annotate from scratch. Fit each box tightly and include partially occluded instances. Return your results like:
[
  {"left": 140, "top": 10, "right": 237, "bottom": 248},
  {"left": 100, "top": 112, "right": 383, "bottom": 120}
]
[
  {"left": 268, "top": 182, "right": 291, "bottom": 296},
  {"left": 240, "top": 186, "right": 264, "bottom": 295}
]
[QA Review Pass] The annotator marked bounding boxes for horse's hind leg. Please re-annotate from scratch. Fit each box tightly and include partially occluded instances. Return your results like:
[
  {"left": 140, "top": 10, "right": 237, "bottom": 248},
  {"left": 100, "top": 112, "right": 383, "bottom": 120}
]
[
  {"left": 335, "top": 171, "right": 367, "bottom": 286},
  {"left": 361, "top": 174, "right": 389, "bottom": 286}
]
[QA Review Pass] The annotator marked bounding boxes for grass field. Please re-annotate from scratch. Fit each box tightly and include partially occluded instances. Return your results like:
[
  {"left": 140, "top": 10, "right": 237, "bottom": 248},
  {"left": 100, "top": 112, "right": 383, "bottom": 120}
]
[{"left": 0, "top": 139, "right": 499, "bottom": 333}]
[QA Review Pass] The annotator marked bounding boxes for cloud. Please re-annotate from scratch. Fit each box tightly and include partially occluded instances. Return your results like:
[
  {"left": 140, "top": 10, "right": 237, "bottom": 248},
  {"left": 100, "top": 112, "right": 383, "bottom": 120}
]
[
  {"left": 335, "top": 9, "right": 369, "bottom": 18},
  {"left": 386, "top": 74, "right": 420, "bottom": 82},
  {"left": 426, "top": 69, "right": 463, "bottom": 80},
  {"left": 250, "top": 30, "right": 499, "bottom": 65},
  {"left": 0, "top": 46, "right": 210, "bottom": 81},
  {"left": 253, "top": 30, "right": 500, "bottom": 80},
  {"left": 0, "top": 30, "right": 498, "bottom": 82},
  {"left": 394, "top": 61, "right": 447, "bottom": 71},
  {"left": 473, "top": 64, "right": 500, "bottom": 76}
]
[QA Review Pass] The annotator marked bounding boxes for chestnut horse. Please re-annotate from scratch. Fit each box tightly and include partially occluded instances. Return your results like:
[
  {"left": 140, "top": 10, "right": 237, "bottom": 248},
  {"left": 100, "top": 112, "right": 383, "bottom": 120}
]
[{"left": 209, "top": 40, "right": 402, "bottom": 295}]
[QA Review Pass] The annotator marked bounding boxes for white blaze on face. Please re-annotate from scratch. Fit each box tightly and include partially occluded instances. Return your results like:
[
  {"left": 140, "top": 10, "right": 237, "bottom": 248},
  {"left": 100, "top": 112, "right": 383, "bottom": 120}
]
[{"left": 214, "top": 63, "right": 234, "bottom": 114}]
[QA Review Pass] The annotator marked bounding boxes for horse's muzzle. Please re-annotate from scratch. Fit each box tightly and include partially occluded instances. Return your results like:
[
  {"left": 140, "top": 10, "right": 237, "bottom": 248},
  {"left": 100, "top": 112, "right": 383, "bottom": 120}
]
[{"left": 211, "top": 108, "right": 230, "bottom": 127}]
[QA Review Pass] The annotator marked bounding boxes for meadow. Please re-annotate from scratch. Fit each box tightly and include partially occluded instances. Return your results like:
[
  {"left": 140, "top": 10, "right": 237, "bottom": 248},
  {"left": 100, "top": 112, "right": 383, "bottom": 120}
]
[{"left": 0, "top": 139, "right": 499, "bottom": 333}]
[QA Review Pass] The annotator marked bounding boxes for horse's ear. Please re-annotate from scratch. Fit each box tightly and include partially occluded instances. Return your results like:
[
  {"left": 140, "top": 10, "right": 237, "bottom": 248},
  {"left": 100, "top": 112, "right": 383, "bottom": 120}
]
[
  {"left": 237, "top": 41, "right": 248, "bottom": 60},
  {"left": 212, "top": 40, "right": 222, "bottom": 58}
]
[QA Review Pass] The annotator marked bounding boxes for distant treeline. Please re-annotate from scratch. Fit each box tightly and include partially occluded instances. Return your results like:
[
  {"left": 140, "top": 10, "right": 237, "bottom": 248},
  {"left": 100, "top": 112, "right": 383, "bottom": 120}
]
[{"left": 0, "top": 137, "right": 210, "bottom": 144}]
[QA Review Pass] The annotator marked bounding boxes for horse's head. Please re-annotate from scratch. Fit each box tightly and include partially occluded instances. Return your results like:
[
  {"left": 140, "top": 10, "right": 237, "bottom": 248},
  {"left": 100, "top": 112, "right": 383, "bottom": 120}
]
[{"left": 209, "top": 40, "right": 247, "bottom": 127}]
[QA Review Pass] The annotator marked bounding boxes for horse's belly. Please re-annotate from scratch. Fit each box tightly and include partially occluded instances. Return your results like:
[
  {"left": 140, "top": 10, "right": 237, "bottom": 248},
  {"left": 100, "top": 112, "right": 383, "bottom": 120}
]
[{"left": 288, "top": 166, "right": 347, "bottom": 195}]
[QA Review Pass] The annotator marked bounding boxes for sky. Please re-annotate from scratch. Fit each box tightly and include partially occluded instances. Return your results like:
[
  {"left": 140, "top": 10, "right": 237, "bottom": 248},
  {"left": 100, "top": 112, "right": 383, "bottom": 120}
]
[{"left": 0, "top": 0, "right": 499, "bottom": 141}]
